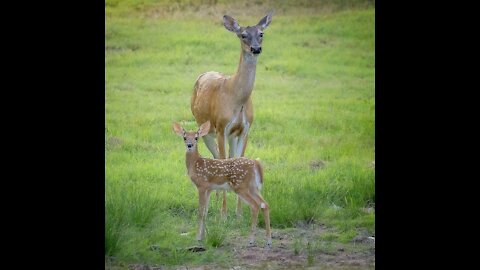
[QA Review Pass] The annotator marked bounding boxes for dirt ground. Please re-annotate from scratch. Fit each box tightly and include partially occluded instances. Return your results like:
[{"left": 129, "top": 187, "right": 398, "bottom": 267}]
[{"left": 121, "top": 223, "right": 375, "bottom": 270}]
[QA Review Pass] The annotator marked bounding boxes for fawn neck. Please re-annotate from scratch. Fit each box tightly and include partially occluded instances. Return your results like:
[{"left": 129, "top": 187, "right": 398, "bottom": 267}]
[
  {"left": 185, "top": 148, "right": 201, "bottom": 175},
  {"left": 229, "top": 49, "right": 258, "bottom": 105}
]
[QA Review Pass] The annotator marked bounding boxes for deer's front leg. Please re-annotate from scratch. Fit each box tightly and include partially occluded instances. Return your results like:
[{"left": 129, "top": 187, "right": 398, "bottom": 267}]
[
  {"left": 235, "top": 124, "right": 250, "bottom": 217},
  {"left": 197, "top": 188, "right": 210, "bottom": 242},
  {"left": 229, "top": 136, "right": 243, "bottom": 217},
  {"left": 202, "top": 133, "right": 220, "bottom": 159},
  {"left": 216, "top": 128, "right": 228, "bottom": 218}
]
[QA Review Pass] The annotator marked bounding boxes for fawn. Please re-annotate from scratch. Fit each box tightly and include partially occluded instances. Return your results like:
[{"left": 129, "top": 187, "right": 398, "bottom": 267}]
[{"left": 173, "top": 121, "right": 272, "bottom": 248}]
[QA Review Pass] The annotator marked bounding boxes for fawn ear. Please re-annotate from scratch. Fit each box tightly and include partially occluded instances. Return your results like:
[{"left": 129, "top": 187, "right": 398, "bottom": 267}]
[
  {"left": 197, "top": 121, "right": 211, "bottom": 137},
  {"left": 223, "top": 15, "right": 241, "bottom": 33},
  {"left": 257, "top": 11, "right": 273, "bottom": 30},
  {"left": 173, "top": 122, "right": 185, "bottom": 137}
]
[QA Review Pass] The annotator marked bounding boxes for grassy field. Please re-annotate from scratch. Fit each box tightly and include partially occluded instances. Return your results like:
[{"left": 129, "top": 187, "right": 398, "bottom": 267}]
[{"left": 106, "top": 0, "right": 375, "bottom": 268}]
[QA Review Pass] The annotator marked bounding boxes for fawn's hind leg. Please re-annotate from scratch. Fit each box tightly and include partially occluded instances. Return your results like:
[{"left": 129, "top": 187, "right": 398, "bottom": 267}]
[
  {"left": 251, "top": 191, "right": 272, "bottom": 248},
  {"left": 237, "top": 191, "right": 260, "bottom": 247}
]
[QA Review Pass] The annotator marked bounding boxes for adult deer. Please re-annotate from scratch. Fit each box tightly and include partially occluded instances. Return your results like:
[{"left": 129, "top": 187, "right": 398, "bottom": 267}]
[
  {"left": 173, "top": 121, "right": 272, "bottom": 248},
  {"left": 190, "top": 11, "right": 273, "bottom": 217}
]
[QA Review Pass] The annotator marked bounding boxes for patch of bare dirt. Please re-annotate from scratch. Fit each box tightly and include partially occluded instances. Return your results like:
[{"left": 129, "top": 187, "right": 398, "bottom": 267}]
[
  {"left": 114, "top": 225, "right": 374, "bottom": 270},
  {"left": 222, "top": 225, "right": 374, "bottom": 270},
  {"left": 309, "top": 160, "right": 326, "bottom": 170},
  {"left": 106, "top": 136, "right": 123, "bottom": 150}
]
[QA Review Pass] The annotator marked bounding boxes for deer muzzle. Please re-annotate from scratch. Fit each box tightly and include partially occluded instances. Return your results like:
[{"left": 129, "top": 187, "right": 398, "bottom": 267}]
[{"left": 251, "top": 46, "right": 262, "bottom": 54}]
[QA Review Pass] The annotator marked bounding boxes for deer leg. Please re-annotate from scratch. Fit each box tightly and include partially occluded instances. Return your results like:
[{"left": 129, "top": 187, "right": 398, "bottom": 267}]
[
  {"left": 228, "top": 136, "right": 238, "bottom": 158},
  {"left": 216, "top": 126, "right": 227, "bottom": 160},
  {"left": 235, "top": 194, "right": 243, "bottom": 217},
  {"left": 237, "top": 191, "right": 260, "bottom": 247},
  {"left": 216, "top": 129, "right": 228, "bottom": 218},
  {"left": 196, "top": 188, "right": 210, "bottom": 242},
  {"left": 236, "top": 123, "right": 250, "bottom": 157},
  {"left": 226, "top": 136, "right": 244, "bottom": 217},
  {"left": 251, "top": 191, "right": 272, "bottom": 248},
  {"left": 203, "top": 132, "right": 224, "bottom": 213},
  {"left": 202, "top": 133, "right": 220, "bottom": 159},
  {"left": 235, "top": 124, "right": 250, "bottom": 217},
  {"left": 240, "top": 135, "right": 249, "bottom": 157}
]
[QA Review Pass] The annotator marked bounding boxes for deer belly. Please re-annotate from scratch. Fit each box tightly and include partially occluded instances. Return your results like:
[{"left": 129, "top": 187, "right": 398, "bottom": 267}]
[{"left": 209, "top": 182, "right": 232, "bottom": 191}]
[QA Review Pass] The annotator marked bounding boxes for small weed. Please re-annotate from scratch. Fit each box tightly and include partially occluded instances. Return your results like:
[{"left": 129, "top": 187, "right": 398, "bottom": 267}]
[
  {"left": 293, "top": 237, "right": 302, "bottom": 255},
  {"left": 206, "top": 223, "right": 227, "bottom": 248},
  {"left": 307, "top": 241, "right": 315, "bottom": 266},
  {"left": 318, "top": 241, "right": 336, "bottom": 255}
]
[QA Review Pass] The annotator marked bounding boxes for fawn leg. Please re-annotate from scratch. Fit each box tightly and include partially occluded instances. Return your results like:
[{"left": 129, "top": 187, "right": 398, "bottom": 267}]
[
  {"left": 237, "top": 191, "right": 260, "bottom": 246},
  {"left": 196, "top": 188, "right": 209, "bottom": 242},
  {"left": 252, "top": 191, "right": 272, "bottom": 248}
]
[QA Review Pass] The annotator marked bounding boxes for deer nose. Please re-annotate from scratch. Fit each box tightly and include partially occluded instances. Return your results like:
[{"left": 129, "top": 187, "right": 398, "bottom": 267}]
[
  {"left": 251, "top": 46, "right": 262, "bottom": 54},
  {"left": 187, "top": 143, "right": 193, "bottom": 148}
]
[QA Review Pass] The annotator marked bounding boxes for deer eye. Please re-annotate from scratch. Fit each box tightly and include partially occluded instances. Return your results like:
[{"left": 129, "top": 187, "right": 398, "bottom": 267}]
[
  {"left": 241, "top": 33, "right": 247, "bottom": 39},
  {"left": 195, "top": 137, "right": 198, "bottom": 141},
  {"left": 183, "top": 137, "right": 186, "bottom": 141}
]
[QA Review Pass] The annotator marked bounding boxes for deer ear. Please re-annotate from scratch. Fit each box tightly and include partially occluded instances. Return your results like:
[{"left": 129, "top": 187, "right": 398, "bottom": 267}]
[
  {"left": 223, "top": 15, "right": 241, "bottom": 33},
  {"left": 197, "top": 121, "right": 211, "bottom": 137},
  {"left": 173, "top": 122, "right": 185, "bottom": 137},
  {"left": 257, "top": 11, "right": 273, "bottom": 30}
]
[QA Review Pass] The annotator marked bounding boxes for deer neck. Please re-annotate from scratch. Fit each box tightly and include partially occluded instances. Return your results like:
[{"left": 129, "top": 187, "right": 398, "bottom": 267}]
[
  {"left": 185, "top": 149, "right": 200, "bottom": 175},
  {"left": 229, "top": 50, "right": 258, "bottom": 105}
]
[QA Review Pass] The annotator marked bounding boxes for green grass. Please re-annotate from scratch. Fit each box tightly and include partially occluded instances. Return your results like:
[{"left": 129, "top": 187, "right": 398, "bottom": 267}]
[{"left": 106, "top": 0, "right": 374, "bottom": 267}]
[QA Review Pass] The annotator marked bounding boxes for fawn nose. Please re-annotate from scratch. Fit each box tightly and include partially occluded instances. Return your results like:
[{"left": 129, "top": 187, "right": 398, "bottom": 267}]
[
  {"left": 251, "top": 46, "right": 262, "bottom": 54},
  {"left": 187, "top": 143, "right": 193, "bottom": 149}
]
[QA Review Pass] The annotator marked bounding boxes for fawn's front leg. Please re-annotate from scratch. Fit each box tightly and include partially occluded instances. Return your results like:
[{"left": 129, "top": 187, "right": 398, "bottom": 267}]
[{"left": 196, "top": 188, "right": 210, "bottom": 241}]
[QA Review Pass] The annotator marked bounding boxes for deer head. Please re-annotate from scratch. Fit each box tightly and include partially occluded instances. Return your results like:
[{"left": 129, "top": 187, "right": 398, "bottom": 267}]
[
  {"left": 173, "top": 121, "right": 211, "bottom": 152},
  {"left": 223, "top": 11, "right": 274, "bottom": 55}
]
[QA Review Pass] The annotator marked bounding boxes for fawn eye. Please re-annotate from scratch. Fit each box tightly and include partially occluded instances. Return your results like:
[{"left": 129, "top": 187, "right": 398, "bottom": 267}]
[
  {"left": 183, "top": 137, "right": 186, "bottom": 141},
  {"left": 241, "top": 33, "right": 247, "bottom": 39},
  {"left": 195, "top": 137, "right": 198, "bottom": 141}
]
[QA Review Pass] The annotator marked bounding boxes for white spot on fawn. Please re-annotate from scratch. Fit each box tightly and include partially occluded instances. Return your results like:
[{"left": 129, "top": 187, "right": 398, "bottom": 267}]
[{"left": 260, "top": 203, "right": 266, "bottom": 209}]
